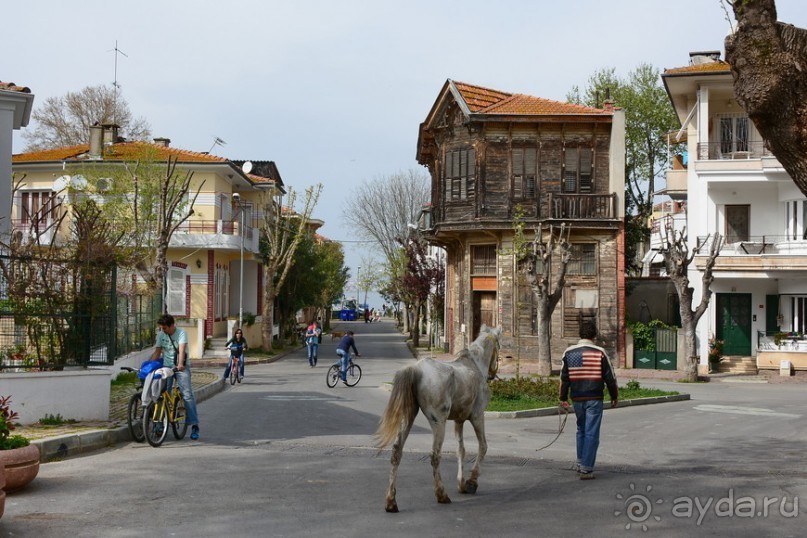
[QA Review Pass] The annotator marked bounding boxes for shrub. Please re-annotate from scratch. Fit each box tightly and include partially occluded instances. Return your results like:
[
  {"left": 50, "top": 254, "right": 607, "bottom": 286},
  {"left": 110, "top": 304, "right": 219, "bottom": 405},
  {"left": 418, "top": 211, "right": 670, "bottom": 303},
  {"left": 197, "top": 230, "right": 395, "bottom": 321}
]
[
  {"left": 0, "top": 395, "right": 30, "bottom": 450},
  {"left": 490, "top": 376, "right": 560, "bottom": 401}
]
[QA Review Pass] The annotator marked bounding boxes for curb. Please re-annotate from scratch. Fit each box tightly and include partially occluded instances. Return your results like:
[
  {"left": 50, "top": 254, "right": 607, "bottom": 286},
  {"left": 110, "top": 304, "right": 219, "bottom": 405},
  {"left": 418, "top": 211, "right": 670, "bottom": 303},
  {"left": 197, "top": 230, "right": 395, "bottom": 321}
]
[
  {"left": 32, "top": 377, "right": 227, "bottom": 462},
  {"left": 485, "top": 393, "right": 691, "bottom": 419}
]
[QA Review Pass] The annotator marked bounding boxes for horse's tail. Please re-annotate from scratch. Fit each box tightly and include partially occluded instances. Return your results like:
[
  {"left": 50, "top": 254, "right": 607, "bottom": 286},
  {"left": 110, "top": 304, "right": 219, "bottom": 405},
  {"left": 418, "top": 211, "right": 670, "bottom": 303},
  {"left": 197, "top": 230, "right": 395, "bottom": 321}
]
[{"left": 375, "top": 366, "right": 420, "bottom": 449}]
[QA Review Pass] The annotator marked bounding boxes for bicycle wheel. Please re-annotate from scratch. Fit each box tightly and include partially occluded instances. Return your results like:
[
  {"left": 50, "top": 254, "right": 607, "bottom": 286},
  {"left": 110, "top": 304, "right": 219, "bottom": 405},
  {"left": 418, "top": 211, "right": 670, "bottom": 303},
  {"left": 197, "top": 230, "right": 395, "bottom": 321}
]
[
  {"left": 345, "top": 363, "right": 362, "bottom": 386},
  {"left": 144, "top": 399, "right": 168, "bottom": 447},
  {"left": 326, "top": 364, "right": 340, "bottom": 388},
  {"left": 229, "top": 357, "right": 238, "bottom": 386},
  {"left": 127, "top": 392, "right": 146, "bottom": 443},
  {"left": 172, "top": 393, "right": 188, "bottom": 440}
]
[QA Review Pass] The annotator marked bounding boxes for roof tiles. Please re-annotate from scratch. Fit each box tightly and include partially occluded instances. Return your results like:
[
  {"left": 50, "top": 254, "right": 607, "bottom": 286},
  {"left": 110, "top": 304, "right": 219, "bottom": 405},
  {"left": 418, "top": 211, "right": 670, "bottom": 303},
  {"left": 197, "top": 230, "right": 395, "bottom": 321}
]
[
  {"left": 664, "top": 61, "right": 731, "bottom": 75},
  {"left": 452, "top": 80, "right": 610, "bottom": 116},
  {"left": 0, "top": 81, "right": 31, "bottom": 93}
]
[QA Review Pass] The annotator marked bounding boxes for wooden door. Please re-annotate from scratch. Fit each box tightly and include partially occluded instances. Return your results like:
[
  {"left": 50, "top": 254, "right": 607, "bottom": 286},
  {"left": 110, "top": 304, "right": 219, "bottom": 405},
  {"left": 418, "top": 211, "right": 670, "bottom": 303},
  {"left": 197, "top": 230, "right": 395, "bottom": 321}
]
[
  {"left": 717, "top": 293, "right": 752, "bottom": 356},
  {"left": 473, "top": 291, "right": 496, "bottom": 340}
]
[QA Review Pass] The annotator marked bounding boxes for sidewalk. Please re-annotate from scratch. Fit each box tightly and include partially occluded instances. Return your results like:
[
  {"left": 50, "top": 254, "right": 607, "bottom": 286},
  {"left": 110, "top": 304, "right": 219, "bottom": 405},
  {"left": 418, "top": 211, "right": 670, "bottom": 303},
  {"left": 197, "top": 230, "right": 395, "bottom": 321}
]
[{"left": 19, "top": 352, "right": 290, "bottom": 462}]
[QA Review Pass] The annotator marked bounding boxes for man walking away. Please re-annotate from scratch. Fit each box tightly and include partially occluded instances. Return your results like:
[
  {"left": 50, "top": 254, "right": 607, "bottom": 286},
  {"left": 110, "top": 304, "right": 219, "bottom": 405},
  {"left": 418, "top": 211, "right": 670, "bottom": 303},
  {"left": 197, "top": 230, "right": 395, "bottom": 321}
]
[{"left": 559, "top": 320, "right": 618, "bottom": 480}]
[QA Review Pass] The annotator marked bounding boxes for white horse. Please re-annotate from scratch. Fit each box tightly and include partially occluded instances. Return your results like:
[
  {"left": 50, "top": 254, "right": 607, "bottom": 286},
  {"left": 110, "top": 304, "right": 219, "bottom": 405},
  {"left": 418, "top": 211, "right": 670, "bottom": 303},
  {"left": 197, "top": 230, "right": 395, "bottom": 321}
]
[{"left": 376, "top": 324, "right": 502, "bottom": 513}]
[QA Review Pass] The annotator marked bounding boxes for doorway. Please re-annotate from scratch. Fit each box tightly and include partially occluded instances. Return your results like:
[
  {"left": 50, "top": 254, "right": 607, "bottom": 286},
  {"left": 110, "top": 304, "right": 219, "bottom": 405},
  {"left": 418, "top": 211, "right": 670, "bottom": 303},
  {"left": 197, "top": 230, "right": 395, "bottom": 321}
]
[
  {"left": 716, "top": 293, "right": 752, "bottom": 356},
  {"left": 472, "top": 291, "right": 496, "bottom": 340}
]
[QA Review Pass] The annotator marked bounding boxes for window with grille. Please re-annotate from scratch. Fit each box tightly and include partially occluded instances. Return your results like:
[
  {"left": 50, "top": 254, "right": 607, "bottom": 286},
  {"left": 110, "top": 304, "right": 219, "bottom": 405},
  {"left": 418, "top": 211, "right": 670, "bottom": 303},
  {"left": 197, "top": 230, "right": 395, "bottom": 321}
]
[
  {"left": 512, "top": 147, "right": 537, "bottom": 199},
  {"left": 167, "top": 267, "right": 187, "bottom": 316},
  {"left": 567, "top": 243, "right": 596, "bottom": 275},
  {"left": 562, "top": 147, "right": 593, "bottom": 193},
  {"left": 19, "top": 191, "right": 57, "bottom": 226},
  {"left": 472, "top": 245, "right": 497, "bottom": 274},
  {"left": 719, "top": 114, "right": 749, "bottom": 155},
  {"left": 444, "top": 148, "right": 476, "bottom": 202}
]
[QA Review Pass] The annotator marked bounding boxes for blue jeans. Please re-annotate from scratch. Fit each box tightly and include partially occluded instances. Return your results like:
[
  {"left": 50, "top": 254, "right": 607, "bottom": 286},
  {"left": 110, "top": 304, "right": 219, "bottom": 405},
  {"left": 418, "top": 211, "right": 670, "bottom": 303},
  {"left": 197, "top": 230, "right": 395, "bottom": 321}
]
[
  {"left": 307, "top": 341, "right": 319, "bottom": 365},
  {"left": 337, "top": 349, "right": 349, "bottom": 381},
  {"left": 573, "top": 399, "right": 603, "bottom": 473},
  {"left": 223, "top": 351, "right": 245, "bottom": 378},
  {"left": 167, "top": 368, "right": 199, "bottom": 427}
]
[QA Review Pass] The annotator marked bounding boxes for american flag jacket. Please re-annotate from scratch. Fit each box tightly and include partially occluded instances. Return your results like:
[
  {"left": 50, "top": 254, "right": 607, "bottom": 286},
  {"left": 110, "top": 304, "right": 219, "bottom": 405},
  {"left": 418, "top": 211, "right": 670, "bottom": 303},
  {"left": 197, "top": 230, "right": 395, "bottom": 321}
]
[{"left": 559, "top": 339, "right": 618, "bottom": 402}]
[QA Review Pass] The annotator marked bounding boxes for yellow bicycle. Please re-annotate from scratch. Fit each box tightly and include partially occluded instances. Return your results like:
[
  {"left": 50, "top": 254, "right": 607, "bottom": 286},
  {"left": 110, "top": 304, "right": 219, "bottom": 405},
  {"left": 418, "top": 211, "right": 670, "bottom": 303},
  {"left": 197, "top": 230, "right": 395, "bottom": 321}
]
[{"left": 143, "top": 370, "right": 187, "bottom": 447}]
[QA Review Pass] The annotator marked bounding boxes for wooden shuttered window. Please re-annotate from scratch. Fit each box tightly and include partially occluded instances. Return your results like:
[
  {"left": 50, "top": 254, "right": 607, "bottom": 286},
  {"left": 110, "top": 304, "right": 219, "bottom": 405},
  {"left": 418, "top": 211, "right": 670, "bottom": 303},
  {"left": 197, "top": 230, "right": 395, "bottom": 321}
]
[
  {"left": 471, "top": 245, "right": 497, "bottom": 275},
  {"left": 513, "top": 148, "right": 537, "bottom": 199},
  {"left": 563, "top": 147, "right": 593, "bottom": 193},
  {"left": 444, "top": 147, "right": 476, "bottom": 202}
]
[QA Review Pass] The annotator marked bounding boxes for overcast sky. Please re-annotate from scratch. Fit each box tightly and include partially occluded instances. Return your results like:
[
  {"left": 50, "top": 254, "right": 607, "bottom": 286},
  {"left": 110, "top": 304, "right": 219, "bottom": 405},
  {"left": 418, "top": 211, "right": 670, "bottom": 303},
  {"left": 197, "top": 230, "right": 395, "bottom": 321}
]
[{"left": 4, "top": 0, "right": 807, "bottom": 307}]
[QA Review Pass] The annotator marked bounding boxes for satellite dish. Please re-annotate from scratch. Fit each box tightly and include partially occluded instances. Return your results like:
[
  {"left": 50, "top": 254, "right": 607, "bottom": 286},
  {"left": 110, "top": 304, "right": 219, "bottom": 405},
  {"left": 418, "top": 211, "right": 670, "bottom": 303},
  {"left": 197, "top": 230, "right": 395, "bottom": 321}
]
[
  {"left": 97, "top": 178, "right": 112, "bottom": 192},
  {"left": 70, "top": 175, "right": 87, "bottom": 190},
  {"left": 242, "top": 161, "right": 253, "bottom": 175},
  {"left": 53, "top": 175, "right": 71, "bottom": 192}
]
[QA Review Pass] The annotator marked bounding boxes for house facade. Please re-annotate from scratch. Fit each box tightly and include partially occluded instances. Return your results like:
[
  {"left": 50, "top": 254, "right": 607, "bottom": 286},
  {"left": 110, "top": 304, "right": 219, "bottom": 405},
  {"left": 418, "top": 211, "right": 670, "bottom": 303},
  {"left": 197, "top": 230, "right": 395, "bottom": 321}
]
[
  {"left": 661, "top": 51, "right": 807, "bottom": 371},
  {"left": 10, "top": 125, "right": 285, "bottom": 358},
  {"left": 416, "top": 80, "right": 626, "bottom": 368}
]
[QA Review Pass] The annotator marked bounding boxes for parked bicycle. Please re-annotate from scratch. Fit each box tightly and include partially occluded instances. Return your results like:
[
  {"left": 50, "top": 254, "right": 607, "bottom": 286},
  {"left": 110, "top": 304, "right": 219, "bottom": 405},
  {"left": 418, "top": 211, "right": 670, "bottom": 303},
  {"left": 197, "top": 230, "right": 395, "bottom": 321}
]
[
  {"left": 142, "top": 368, "right": 188, "bottom": 447},
  {"left": 121, "top": 358, "right": 166, "bottom": 443},
  {"left": 120, "top": 366, "right": 146, "bottom": 443},
  {"left": 326, "top": 353, "right": 362, "bottom": 388}
]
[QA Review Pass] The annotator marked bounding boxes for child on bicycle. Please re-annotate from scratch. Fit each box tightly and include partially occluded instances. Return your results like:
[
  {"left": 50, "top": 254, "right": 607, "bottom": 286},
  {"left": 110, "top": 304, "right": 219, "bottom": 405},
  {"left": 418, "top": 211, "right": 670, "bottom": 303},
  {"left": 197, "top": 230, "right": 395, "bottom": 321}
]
[
  {"left": 224, "top": 328, "right": 248, "bottom": 380},
  {"left": 336, "top": 330, "right": 360, "bottom": 384}
]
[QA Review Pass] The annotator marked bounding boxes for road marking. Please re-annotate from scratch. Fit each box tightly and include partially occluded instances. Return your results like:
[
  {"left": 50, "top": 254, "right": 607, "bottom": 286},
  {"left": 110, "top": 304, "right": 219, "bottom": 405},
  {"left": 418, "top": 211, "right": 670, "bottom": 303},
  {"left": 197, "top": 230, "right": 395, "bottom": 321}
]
[
  {"left": 261, "top": 395, "right": 338, "bottom": 401},
  {"left": 693, "top": 404, "right": 801, "bottom": 418}
]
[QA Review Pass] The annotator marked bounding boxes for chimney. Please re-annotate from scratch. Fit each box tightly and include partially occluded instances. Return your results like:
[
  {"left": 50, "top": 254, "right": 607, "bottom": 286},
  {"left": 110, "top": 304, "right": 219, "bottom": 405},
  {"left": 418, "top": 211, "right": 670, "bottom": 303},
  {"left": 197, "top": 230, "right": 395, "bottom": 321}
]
[
  {"left": 89, "top": 123, "right": 103, "bottom": 158},
  {"left": 101, "top": 123, "right": 120, "bottom": 145},
  {"left": 689, "top": 50, "right": 721, "bottom": 65},
  {"left": 153, "top": 137, "right": 171, "bottom": 148},
  {"left": 603, "top": 87, "right": 614, "bottom": 112}
]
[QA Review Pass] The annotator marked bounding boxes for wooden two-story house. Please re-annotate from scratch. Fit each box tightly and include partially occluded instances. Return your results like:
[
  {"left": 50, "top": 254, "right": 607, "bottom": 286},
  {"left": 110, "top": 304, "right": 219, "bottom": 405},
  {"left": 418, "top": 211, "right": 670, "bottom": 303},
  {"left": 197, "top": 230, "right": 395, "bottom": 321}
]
[{"left": 416, "top": 80, "right": 626, "bottom": 368}]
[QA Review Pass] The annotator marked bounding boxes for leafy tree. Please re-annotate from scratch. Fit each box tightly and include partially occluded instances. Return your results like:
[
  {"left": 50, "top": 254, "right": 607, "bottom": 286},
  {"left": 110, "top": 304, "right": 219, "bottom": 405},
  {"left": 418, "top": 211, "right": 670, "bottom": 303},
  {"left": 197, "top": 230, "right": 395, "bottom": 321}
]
[
  {"left": 313, "top": 240, "right": 349, "bottom": 328},
  {"left": 725, "top": 0, "right": 807, "bottom": 197},
  {"left": 398, "top": 233, "right": 444, "bottom": 348},
  {"left": 23, "top": 84, "right": 151, "bottom": 151},
  {"left": 259, "top": 184, "right": 322, "bottom": 349},
  {"left": 568, "top": 64, "right": 680, "bottom": 274}
]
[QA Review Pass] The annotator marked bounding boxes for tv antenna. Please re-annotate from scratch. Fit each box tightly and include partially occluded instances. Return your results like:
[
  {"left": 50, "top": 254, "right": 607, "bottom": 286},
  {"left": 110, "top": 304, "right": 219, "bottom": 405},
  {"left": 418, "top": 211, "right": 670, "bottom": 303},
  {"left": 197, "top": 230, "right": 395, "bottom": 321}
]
[
  {"left": 208, "top": 136, "right": 227, "bottom": 154},
  {"left": 108, "top": 40, "right": 128, "bottom": 124}
]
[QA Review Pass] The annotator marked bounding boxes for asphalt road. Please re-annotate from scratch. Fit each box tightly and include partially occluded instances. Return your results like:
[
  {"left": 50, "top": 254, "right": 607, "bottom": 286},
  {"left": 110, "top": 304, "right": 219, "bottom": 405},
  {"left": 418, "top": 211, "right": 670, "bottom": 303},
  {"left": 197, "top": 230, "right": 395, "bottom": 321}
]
[{"left": 3, "top": 320, "right": 806, "bottom": 537}]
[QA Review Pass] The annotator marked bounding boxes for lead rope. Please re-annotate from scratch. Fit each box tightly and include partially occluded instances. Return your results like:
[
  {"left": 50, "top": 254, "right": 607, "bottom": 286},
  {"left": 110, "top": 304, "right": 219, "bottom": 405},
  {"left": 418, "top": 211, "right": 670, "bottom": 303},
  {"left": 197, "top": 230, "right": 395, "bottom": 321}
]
[{"left": 535, "top": 405, "right": 569, "bottom": 451}]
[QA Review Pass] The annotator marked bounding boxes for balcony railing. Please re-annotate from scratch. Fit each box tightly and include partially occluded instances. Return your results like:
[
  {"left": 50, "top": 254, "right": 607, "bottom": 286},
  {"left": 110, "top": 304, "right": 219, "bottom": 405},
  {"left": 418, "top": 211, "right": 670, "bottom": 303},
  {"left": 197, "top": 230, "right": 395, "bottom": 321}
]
[
  {"left": 178, "top": 219, "right": 254, "bottom": 241},
  {"left": 695, "top": 141, "right": 773, "bottom": 161},
  {"left": 546, "top": 193, "right": 618, "bottom": 220},
  {"left": 696, "top": 235, "right": 807, "bottom": 256}
]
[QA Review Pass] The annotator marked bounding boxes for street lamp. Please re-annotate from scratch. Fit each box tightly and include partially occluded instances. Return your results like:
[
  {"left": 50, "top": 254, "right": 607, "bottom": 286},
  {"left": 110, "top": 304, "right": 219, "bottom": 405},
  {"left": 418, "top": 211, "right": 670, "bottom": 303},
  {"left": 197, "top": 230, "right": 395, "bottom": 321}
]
[
  {"left": 233, "top": 192, "right": 244, "bottom": 330},
  {"left": 356, "top": 265, "right": 361, "bottom": 320}
]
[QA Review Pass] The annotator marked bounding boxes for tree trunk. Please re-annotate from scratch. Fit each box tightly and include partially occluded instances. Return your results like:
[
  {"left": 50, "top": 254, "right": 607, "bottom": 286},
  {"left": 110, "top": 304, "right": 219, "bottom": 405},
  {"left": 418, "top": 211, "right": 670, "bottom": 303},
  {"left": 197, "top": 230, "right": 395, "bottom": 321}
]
[
  {"left": 535, "top": 304, "right": 552, "bottom": 377},
  {"left": 261, "top": 264, "right": 276, "bottom": 350},
  {"left": 726, "top": 0, "right": 807, "bottom": 197}
]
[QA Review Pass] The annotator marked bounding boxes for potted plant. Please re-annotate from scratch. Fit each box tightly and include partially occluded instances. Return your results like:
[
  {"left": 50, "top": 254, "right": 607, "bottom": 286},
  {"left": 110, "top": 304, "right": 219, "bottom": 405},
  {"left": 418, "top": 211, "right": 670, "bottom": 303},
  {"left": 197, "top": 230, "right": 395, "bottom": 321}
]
[
  {"left": 708, "top": 336, "right": 724, "bottom": 373},
  {"left": 0, "top": 396, "right": 40, "bottom": 493}
]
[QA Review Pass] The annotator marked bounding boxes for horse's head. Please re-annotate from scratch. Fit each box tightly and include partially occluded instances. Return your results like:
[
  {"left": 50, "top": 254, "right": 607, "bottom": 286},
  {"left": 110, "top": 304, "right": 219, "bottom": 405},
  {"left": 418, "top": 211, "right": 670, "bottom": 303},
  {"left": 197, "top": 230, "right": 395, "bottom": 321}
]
[{"left": 479, "top": 325, "right": 502, "bottom": 381}]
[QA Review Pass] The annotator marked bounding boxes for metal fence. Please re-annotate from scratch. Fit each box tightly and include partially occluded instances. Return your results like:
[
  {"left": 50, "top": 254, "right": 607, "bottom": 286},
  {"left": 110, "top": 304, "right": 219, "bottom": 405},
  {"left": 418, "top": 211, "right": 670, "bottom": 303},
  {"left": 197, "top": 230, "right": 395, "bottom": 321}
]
[{"left": 0, "top": 254, "right": 162, "bottom": 370}]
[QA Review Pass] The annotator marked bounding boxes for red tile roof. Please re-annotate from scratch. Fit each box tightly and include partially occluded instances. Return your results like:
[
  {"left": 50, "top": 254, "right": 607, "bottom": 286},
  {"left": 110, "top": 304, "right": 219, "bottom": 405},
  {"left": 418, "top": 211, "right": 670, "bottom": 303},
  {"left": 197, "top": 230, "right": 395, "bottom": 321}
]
[
  {"left": 452, "top": 80, "right": 610, "bottom": 116},
  {"left": 13, "top": 141, "right": 227, "bottom": 163},
  {"left": 664, "top": 61, "right": 731, "bottom": 75},
  {"left": 0, "top": 81, "right": 31, "bottom": 93}
]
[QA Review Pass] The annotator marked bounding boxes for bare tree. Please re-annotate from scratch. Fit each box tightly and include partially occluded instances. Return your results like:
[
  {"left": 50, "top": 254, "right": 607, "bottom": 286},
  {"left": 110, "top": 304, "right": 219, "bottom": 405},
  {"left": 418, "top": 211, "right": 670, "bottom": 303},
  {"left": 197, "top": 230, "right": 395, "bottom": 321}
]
[
  {"left": 345, "top": 169, "right": 430, "bottom": 265},
  {"left": 658, "top": 223, "right": 723, "bottom": 382},
  {"left": 259, "top": 184, "right": 323, "bottom": 350},
  {"left": 725, "top": 0, "right": 807, "bottom": 197},
  {"left": 521, "top": 223, "right": 572, "bottom": 377},
  {"left": 23, "top": 84, "right": 151, "bottom": 151}
]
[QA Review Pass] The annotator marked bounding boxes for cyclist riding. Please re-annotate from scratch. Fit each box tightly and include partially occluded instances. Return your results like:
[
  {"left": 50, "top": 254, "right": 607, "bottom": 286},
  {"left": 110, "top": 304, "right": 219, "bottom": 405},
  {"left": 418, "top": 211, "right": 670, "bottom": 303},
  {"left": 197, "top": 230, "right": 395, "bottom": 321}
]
[
  {"left": 224, "top": 328, "right": 248, "bottom": 381},
  {"left": 336, "top": 330, "right": 360, "bottom": 385}
]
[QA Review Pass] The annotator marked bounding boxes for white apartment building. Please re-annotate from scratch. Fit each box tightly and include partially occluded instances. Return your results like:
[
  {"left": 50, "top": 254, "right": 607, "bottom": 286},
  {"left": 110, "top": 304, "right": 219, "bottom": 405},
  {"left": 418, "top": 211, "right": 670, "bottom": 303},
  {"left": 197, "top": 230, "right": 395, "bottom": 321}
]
[{"left": 660, "top": 50, "right": 807, "bottom": 372}]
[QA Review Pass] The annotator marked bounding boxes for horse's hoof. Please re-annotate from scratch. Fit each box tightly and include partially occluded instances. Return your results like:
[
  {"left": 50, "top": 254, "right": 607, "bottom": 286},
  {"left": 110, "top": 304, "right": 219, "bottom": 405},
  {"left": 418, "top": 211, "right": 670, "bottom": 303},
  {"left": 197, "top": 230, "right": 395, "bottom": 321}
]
[
  {"left": 385, "top": 502, "right": 399, "bottom": 513},
  {"left": 438, "top": 496, "right": 452, "bottom": 504},
  {"left": 462, "top": 481, "right": 478, "bottom": 494}
]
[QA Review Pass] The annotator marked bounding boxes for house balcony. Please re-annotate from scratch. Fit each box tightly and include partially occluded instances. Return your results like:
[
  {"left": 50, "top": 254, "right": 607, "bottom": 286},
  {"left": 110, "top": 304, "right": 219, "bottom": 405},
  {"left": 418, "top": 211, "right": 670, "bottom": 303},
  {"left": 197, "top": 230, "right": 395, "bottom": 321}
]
[
  {"left": 694, "top": 235, "right": 807, "bottom": 272},
  {"left": 11, "top": 219, "right": 59, "bottom": 245},
  {"left": 172, "top": 219, "right": 259, "bottom": 252},
  {"left": 546, "top": 193, "right": 618, "bottom": 220},
  {"left": 695, "top": 141, "right": 773, "bottom": 161},
  {"left": 661, "top": 169, "right": 687, "bottom": 200}
]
